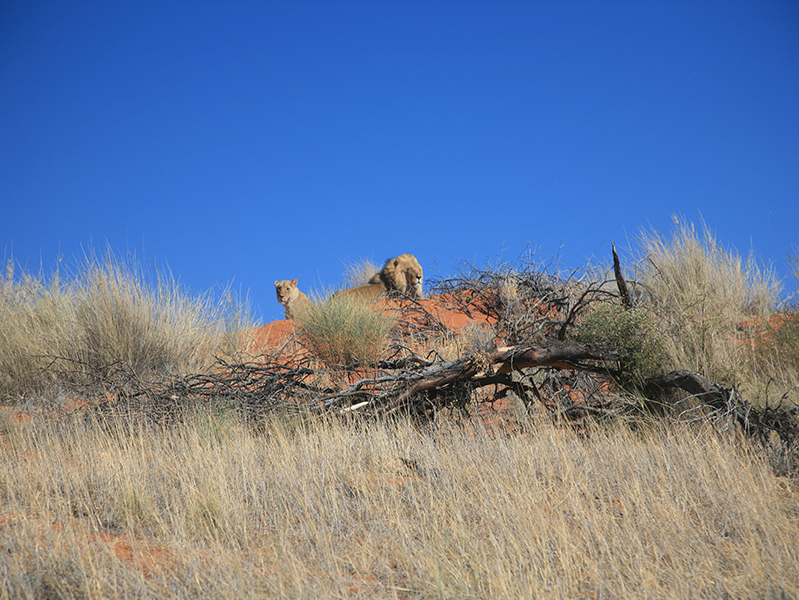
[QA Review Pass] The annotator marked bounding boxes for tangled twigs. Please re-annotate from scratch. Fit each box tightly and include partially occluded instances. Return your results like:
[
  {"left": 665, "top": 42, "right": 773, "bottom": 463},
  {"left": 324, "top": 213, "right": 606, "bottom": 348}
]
[
  {"left": 107, "top": 337, "right": 620, "bottom": 421},
  {"left": 326, "top": 340, "right": 617, "bottom": 413},
  {"left": 429, "top": 260, "right": 595, "bottom": 344},
  {"left": 391, "top": 341, "right": 617, "bottom": 410},
  {"left": 100, "top": 259, "right": 625, "bottom": 420}
]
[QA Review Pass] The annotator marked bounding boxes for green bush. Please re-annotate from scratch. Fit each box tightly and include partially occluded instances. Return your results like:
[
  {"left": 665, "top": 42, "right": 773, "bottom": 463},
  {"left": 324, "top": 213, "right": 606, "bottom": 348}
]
[
  {"left": 575, "top": 302, "right": 667, "bottom": 388},
  {"left": 297, "top": 294, "right": 395, "bottom": 367}
]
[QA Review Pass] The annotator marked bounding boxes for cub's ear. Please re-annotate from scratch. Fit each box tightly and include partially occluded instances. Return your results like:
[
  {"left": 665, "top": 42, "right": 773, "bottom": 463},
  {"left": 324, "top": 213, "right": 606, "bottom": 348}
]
[
  {"left": 291, "top": 279, "right": 298, "bottom": 285},
  {"left": 274, "top": 281, "right": 279, "bottom": 286}
]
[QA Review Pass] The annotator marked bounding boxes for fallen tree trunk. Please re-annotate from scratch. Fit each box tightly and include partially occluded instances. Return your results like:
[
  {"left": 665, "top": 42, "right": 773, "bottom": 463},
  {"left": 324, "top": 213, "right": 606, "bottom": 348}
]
[
  {"left": 118, "top": 338, "right": 620, "bottom": 418},
  {"left": 494, "top": 341, "right": 618, "bottom": 374},
  {"left": 644, "top": 370, "right": 733, "bottom": 410},
  {"left": 644, "top": 369, "right": 799, "bottom": 449},
  {"left": 381, "top": 340, "right": 618, "bottom": 411}
]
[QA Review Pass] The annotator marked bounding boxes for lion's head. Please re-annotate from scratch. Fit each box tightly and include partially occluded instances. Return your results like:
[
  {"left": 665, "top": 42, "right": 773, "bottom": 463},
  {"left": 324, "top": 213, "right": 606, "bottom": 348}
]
[
  {"left": 378, "top": 253, "right": 423, "bottom": 298},
  {"left": 275, "top": 279, "right": 300, "bottom": 307},
  {"left": 333, "top": 254, "right": 423, "bottom": 304},
  {"left": 275, "top": 279, "right": 313, "bottom": 319}
]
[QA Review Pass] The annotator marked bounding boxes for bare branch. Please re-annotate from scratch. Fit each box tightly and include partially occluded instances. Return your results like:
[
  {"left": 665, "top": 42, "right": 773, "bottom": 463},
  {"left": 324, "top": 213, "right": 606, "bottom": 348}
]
[{"left": 612, "top": 242, "right": 632, "bottom": 309}]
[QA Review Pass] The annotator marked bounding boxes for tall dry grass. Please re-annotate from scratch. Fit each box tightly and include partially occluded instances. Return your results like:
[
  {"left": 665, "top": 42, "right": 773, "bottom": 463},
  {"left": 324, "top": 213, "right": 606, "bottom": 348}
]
[
  {"left": 634, "top": 218, "right": 791, "bottom": 401},
  {"left": 0, "top": 249, "right": 251, "bottom": 404},
  {"left": 768, "top": 243, "right": 799, "bottom": 372},
  {"left": 0, "top": 409, "right": 796, "bottom": 599},
  {"left": 343, "top": 258, "right": 380, "bottom": 287}
]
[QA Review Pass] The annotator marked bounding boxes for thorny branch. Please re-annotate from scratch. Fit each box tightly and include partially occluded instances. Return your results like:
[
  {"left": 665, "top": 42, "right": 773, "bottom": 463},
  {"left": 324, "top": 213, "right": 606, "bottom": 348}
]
[{"left": 108, "top": 336, "right": 619, "bottom": 422}]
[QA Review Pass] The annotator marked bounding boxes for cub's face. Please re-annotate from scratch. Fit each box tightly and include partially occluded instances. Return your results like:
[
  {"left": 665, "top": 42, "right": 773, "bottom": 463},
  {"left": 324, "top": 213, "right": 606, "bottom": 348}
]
[{"left": 274, "top": 279, "right": 299, "bottom": 306}]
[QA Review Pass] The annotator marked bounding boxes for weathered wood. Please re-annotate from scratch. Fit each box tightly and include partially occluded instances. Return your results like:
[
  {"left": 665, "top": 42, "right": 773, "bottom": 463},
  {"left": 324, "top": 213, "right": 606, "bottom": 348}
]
[
  {"left": 494, "top": 341, "right": 616, "bottom": 373},
  {"left": 642, "top": 369, "right": 798, "bottom": 448},
  {"left": 612, "top": 242, "right": 632, "bottom": 309},
  {"left": 390, "top": 340, "right": 617, "bottom": 408}
]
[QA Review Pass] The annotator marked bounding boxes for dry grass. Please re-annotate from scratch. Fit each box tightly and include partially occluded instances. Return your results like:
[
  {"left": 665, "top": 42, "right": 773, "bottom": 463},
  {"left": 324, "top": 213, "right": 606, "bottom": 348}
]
[
  {"left": 0, "top": 408, "right": 797, "bottom": 599},
  {"left": 634, "top": 218, "right": 793, "bottom": 404},
  {"left": 1, "top": 232, "right": 798, "bottom": 598},
  {"left": 297, "top": 293, "right": 396, "bottom": 367},
  {"left": 0, "top": 248, "right": 250, "bottom": 403},
  {"left": 344, "top": 258, "right": 380, "bottom": 287}
]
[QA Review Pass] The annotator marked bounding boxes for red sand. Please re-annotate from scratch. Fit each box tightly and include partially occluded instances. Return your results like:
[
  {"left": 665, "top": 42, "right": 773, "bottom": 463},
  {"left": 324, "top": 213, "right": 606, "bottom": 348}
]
[{"left": 242, "top": 294, "right": 500, "bottom": 353}]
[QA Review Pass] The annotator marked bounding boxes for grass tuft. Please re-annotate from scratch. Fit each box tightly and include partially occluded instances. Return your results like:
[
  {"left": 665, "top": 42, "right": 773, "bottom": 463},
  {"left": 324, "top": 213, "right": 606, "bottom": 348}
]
[
  {"left": 634, "top": 218, "right": 785, "bottom": 396},
  {"left": 0, "top": 247, "right": 251, "bottom": 403},
  {"left": 297, "top": 294, "right": 395, "bottom": 367},
  {"left": 343, "top": 258, "right": 380, "bottom": 287}
]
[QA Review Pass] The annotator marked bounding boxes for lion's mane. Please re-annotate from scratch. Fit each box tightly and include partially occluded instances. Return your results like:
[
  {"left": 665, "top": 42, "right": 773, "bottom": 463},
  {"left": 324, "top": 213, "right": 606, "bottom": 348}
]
[{"left": 334, "top": 254, "right": 423, "bottom": 303}]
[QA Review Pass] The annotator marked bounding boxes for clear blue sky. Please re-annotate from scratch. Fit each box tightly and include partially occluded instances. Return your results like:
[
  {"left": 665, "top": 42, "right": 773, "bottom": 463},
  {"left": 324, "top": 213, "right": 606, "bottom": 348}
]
[{"left": 2, "top": 0, "right": 798, "bottom": 323}]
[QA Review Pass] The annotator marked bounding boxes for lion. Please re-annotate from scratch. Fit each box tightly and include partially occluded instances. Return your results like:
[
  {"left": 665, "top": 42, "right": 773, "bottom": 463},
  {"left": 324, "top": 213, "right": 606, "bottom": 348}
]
[
  {"left": 275, "top": 279, "right": 313, "bottom": 319},
  {"left": 333, "top": 253, "right": 423, "bottom": 303}
]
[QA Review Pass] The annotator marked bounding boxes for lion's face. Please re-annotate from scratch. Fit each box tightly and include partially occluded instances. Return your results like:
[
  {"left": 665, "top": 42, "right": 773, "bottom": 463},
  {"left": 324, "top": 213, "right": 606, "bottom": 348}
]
[
  {"left": 403, "top": 263, "right": 424, "bottom": 298},
  {"left": 275, "top": 279, "right": 299, "bottom": 306},
  {"left": 384, "top": 254, "right": 423, "bottom": 298}
]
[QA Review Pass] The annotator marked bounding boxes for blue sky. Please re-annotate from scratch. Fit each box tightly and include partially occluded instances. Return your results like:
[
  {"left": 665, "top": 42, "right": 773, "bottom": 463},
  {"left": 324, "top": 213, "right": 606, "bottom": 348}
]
[{"left": 2, "top": 0, "right": 798, "bottom": 323}]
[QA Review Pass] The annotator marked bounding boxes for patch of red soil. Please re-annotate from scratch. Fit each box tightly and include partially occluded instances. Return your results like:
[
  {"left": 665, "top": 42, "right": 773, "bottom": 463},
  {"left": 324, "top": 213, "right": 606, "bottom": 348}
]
[
  {"left": 738, "top": 312, "right": 799, "bottom": 332},
  {"left": 409, "top": 295, "right": 498, "bottom": 331},
  {"left": 239, "top": 319, "right": 299, "bottom": 354},
  {"left": 561, "top": 380, "right": 613, "bottom": 404},
  {"left": 476, "top": 394, "right": 519, "bottom": 428},
  {"left": 737, "top": 311, "right": 799, "bottom": 349},
  {"left": 0, "top": 394, "right": 116, "bottom": 425},
  {"left": 0, "top": 512, "right": 172, "bottom": 578},
  {"left": 241, "top": 293, "right": 502, "bottom": 354},
  {"left": 87, "top": 531, "right": 174, "bottom": 577},
  {"left": 0, "top": 405, "right": 31, "bottom": 423}
]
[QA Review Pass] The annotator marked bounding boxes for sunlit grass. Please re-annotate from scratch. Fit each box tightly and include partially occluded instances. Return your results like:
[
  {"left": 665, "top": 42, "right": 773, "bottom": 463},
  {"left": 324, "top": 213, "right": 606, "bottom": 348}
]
[
  {"left": 343, "top": 258, "right": 380, "bottom": 287},
  {"left": 0, "top": 247, "right": 251, "bottom": 403},
  {"left": 634, "top": 218, "right": 795, "bottom": 404},
  {"left": 0, "top": 409, "right": 797, "bottom": 599}
]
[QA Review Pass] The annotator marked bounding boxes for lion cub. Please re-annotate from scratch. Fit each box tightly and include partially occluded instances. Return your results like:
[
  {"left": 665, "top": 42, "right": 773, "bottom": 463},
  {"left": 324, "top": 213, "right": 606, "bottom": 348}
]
[{"left": 274, "top": 279, "right": 313, "bottom": 319}]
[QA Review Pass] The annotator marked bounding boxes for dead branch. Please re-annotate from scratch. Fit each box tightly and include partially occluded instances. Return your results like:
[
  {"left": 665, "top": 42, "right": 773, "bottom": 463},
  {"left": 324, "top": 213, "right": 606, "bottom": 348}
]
[
  {"left": 612, "top": 242, "right": 632, "bottom": 309},
  {"left": 102, "top": 335, "right": 620, "bottom": 422},
  {"left": 644, "top": 369, "right": 799, "bottom": 448}
]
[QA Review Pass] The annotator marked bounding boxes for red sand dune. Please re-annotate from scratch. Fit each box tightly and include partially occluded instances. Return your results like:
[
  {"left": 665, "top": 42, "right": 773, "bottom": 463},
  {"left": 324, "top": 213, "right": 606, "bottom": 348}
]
[
  {"left": 238, "top": 318, "right": 299, "bottom": 354},
  {"left": 243, "top": 294, "right": 500, "bottom": 353}
]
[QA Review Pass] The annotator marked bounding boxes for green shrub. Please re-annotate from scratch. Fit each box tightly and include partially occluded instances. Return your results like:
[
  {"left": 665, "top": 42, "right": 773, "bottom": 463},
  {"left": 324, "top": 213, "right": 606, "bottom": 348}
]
[
  {"left": 297, "top": 294, "right": 395, "bottom": 367},
  {"left": 575, "top": 301, "right": 667, "bottom": 388}
]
